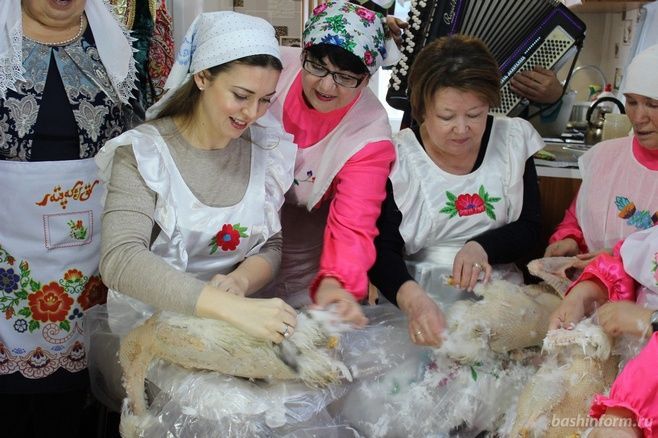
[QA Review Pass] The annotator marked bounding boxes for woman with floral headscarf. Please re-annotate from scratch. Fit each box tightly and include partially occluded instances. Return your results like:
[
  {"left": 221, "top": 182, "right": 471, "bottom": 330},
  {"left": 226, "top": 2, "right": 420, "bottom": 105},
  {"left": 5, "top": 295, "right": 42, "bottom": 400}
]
[{"left": 259, "top": 0, "right": 400, "bottom": 326}]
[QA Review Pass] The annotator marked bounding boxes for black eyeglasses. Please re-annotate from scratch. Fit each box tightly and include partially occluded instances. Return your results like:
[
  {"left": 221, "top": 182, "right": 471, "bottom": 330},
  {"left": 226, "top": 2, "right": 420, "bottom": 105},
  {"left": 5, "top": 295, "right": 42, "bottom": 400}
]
[{"left": 302, "top": 59, "right": 366, "bottom": 88}]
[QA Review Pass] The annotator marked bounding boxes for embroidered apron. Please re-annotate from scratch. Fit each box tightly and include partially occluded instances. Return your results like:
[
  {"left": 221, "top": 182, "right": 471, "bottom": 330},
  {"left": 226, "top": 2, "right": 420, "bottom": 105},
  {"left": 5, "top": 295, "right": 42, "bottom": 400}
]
[
  {"left": 577, "top": 136, "right": 658, "bottom": 252},
  {"left": 0, "top": 158, "right": 105, "bottom": 379},
  {"left": 97, "top": 126, "right": 270, "bottom": 325},
  {"left": 261, "top": 47, "right": 391, "bottom": 306},
  {"left": 392, "top": 118, "right": 542, "bottom": 309}
]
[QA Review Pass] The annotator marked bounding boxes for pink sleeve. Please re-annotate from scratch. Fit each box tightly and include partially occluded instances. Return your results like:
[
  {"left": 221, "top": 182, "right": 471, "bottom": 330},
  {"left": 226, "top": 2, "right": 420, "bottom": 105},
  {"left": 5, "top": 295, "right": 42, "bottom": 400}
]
[
  {"left": 309, "top": 140, "right": 395, "bottom": 302},
  {"left": 548, "top": 194, "right": 589, "bottom": 253},
  {"left": 590, "top": 332, "right": 658, "bottom": 437},
  {"left": 564, "top": 240, "right": 637, "bottom": 302}
]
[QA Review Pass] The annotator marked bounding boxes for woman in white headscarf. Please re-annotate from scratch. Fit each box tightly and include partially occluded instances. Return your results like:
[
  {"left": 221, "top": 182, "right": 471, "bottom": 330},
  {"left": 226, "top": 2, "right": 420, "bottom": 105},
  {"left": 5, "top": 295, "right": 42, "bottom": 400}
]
[
  {"left": 545, "top": 44, "right": 658, "bottom": 262},
  {"left": 543, "top": 46, "right": 658, "bottom": 438},
  {"left": 96, "top": 11, "right": 299, "bottom": 346},
  {"left": 0, "top": 0, "right": 139, "bottom": 435}
]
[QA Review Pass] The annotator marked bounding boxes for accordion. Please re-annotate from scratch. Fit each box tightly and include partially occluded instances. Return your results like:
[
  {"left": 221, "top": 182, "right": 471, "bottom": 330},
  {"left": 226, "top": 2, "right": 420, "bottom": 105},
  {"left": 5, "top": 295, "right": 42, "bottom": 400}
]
[{"left": 386, "top": 0, "right": 587, "bottom": 116}]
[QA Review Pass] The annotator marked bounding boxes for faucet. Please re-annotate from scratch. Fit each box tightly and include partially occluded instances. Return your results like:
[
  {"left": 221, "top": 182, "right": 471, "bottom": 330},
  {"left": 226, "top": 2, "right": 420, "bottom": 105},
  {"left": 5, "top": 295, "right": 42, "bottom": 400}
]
[{"left": 570, "top": 64, "right": 608, "bottom": 93}]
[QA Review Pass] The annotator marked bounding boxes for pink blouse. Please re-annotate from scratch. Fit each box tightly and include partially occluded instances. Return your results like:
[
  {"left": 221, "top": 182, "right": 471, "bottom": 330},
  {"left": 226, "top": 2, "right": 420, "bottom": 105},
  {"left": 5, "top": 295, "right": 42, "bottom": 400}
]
[
  {"left": 565, "top": 237, "right": 658, "bottom": 435},
  {"left": 564, "top": 239, "right": 637, "bottom": 302},
  {"left": 549, "top": 137, "right": 658, "bottom": 253},
  {"left": 590, "top": 332, "right": 658, "bottom": 437},
  {"left": 282, "top": 74, "right": 395, "bottom": 300}
]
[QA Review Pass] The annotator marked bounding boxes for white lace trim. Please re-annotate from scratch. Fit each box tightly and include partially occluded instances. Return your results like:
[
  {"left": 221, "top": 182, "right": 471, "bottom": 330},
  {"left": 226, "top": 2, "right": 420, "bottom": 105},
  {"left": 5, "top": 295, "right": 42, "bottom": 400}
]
[
  {"left": 0, "top": 0, "right": 137, "bottom": 103},
  {"left": 0, "top": 0, "right": 25, "bottom": 99}
]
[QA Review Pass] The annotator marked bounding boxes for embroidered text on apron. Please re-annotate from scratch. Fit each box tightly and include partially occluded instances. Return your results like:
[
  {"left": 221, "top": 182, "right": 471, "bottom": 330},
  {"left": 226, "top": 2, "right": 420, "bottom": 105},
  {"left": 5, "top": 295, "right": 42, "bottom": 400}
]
[{"left": 0, "top": 158, "right": 105, "bottom": 378}]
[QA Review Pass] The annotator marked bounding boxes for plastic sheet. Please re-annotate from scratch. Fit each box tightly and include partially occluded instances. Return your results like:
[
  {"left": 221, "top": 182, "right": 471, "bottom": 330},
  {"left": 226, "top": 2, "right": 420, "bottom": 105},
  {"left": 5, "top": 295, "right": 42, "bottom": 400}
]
[
  {"left": 87, "top": 294, "right": 542, "bottom": 437},
  {"left": 127, "top": 362, "right": 356, "bottom": 437},
  {"left": 87, "top": 295, "right": 418, "bottom": 437},
  {"left": 334, "top": 304, "right": 540, "bottom": 438}
]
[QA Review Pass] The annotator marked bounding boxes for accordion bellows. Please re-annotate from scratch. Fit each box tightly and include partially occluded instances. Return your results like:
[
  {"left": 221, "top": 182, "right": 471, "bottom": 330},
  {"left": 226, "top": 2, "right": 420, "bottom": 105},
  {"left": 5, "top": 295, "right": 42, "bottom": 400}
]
[{"left": 387, "top": 0, "right": 586, "bottom": 116}]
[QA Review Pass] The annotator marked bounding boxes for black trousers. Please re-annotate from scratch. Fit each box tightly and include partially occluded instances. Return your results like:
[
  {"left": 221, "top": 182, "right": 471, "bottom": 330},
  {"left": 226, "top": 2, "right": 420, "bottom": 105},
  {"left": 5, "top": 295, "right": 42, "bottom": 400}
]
[{"left": 0, "top": 390, "right": 88, "bottom": 438}]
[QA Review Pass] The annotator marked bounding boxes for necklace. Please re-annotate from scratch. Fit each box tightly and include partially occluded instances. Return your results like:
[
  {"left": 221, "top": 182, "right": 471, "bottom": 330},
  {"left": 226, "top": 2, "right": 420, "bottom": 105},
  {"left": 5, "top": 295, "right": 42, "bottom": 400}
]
[{"left": 23, "top": 14, "right": 86, "bottom": 47}]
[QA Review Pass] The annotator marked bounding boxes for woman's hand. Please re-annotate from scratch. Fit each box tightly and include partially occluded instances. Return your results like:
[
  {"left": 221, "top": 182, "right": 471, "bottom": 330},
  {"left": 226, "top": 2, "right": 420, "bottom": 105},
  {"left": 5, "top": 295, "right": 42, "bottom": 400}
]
[
  {"left": 548, "top": 280, "right": 608, "bottom": 330},
  {"left": 397, "top": 281, "right": 446, "bottom": 346},
  {"left": 595, "top": 301, "right": 653, "bottom": 338},
  {"left": 544, "top": 237, "right": 580, "bottom": 257},
  {"left": 196, "top": 285, "right": 297, "bottom": 343},
  {"left": 510, "top": 66, "right": 563, "bottom": 104},
  {"left": 588, "top": 408, "right": 643, "bottom": 438},
  {"left": 314, "top": 277, "right": 368, "bottom": 328},
  {"left": 452, "top": 241, "right": 492, "bottom": 291},
  {"left": 385, "top": 16, "right": 408, "bottom": 48}
]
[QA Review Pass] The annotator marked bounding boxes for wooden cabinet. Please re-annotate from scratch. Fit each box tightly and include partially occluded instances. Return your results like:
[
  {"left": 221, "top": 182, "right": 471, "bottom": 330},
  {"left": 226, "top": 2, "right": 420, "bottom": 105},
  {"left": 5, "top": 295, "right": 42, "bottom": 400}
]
[
  {"left": 521, "top": 175, "right": 582, "bottom": 275},
  {"left": 538, "top": 176, "right": 582, "bottom": 248},
  {"left": 564, "top": 0, "right": 654, "bottom": 13}
]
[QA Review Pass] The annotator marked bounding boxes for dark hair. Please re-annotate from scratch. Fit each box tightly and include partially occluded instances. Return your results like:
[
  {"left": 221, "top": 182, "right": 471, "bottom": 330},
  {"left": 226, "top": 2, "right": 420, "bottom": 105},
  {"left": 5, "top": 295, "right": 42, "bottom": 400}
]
[
  {"left": 408, "top": 35, "right": 500, "bottom": 124},
  {"left": 153, "top": 54, "right": 283, "bottom": 122},
  {"left": 303, "top": 43, "right": 369, "bottom": 76}
]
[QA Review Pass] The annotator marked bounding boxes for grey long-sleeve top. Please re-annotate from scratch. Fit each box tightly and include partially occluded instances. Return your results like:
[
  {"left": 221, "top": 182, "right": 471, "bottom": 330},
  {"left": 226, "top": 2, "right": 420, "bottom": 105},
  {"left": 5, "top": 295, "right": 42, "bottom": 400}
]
[{"left": 99, "top": 118, "right": 282, "bottom": 315}]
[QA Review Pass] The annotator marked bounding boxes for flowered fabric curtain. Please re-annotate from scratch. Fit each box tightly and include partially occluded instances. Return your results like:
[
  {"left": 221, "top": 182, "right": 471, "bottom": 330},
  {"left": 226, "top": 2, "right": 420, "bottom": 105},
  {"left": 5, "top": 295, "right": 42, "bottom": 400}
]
[
  {"left": 147, "top": 0, "right": 175, "bottom": 103},
  {"left": 110, "top": 0, "right": 174, "bottom": 108}
]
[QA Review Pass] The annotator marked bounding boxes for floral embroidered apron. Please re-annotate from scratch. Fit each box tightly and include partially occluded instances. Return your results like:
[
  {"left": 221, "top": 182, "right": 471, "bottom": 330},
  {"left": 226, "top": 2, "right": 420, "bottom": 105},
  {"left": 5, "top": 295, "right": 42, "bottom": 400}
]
[
  {"left": 577, "top": 136, "right": 658, "bottom": 252},
  {"left": 392, "top": 118, "right": 542, "bottom": 309},
  {"left": 96, "top": 125, "right": 273, "bottom": 322},
  {"left": 261, "top": 47, "right": 391, "bottom": 306},
  {"left": 0, "top": 158, "right": 106, "bottom": 379}
]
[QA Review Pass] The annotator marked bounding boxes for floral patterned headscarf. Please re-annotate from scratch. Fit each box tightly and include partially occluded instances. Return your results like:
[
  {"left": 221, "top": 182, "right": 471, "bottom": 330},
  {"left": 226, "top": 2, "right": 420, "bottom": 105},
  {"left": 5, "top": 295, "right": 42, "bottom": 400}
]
[{"left": 302, "top": 0, "right": 390, "bottom": 74}]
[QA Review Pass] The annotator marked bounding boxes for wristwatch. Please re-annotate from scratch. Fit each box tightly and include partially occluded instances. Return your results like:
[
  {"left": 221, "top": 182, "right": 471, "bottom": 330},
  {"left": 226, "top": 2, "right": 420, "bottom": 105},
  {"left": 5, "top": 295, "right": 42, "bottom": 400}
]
[{"left": 651, "top": 310, "right": 658, "bottom": 332}]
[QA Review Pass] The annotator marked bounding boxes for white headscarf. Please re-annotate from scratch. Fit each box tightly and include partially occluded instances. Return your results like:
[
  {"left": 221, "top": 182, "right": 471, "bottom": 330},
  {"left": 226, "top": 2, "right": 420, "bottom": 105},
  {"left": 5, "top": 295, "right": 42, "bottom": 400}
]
[
  {"left": 0, "top": 0, "right": 137, "bottom": 103},
  {"left": 145, "top": 11, "right": 280, "bottom": 120},
  {"left": 621, "top": 43, "right": 658, "bottom": 100}
]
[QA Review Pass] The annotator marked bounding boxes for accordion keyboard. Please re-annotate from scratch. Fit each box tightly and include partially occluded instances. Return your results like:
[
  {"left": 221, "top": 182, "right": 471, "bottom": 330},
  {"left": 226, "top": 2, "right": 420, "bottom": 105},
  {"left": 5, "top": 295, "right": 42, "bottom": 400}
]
[{"left": 386, "top": 0, "right": 586, "bottom": 117}]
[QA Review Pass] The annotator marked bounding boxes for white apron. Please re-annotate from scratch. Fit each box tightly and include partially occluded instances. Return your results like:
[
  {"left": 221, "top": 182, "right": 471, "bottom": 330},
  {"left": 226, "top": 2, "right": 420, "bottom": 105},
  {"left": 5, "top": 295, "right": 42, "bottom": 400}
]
[
  {"left": 95, "top": 122, "right": 294, "bottom": 324},
  {"left": 620, "top": 226, "right": 658, "bottom": 309},
  {"left": 392, "top": 117, "right": 543, "bottom": 309},
  {"left": 577, "top": 136, "right": 658, "bottom": 252},
  {"left": 262, "top": 47, "right": 391, "bottom": 306},
  {"left": 0, "top": 158, "right": 104, "bottom": 379}
]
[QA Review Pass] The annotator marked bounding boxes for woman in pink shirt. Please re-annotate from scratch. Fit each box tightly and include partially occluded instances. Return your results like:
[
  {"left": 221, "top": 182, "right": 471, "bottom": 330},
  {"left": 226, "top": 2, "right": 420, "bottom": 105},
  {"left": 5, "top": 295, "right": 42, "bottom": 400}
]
[
  {"left": 259, "top": 0, "right": 398, "bottom": 325},
  {"left": 544, "top": 44, "right": 658, "bottom": 262},
  {"left": 548, "top": 226, "right": 658, "bottom": 438}
]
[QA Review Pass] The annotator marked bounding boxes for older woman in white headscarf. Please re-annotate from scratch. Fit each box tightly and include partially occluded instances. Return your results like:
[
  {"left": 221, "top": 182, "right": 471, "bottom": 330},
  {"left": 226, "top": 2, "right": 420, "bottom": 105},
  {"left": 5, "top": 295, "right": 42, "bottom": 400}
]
[
  {"left": 542, "top": 44, "right": 658, "bottom": 438},
  {"left": 0, "top": 0, "right": 139, "bottom": 435},
  {"left": 545, "top": 44, "right": 658, "bottom": 262}
]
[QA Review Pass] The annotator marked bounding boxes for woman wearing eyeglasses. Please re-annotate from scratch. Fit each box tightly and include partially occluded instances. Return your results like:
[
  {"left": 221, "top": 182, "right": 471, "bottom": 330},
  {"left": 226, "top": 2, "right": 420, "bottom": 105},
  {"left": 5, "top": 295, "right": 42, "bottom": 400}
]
[{"left": 258, "top": 0, "right": 399, "bottom": 325}]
